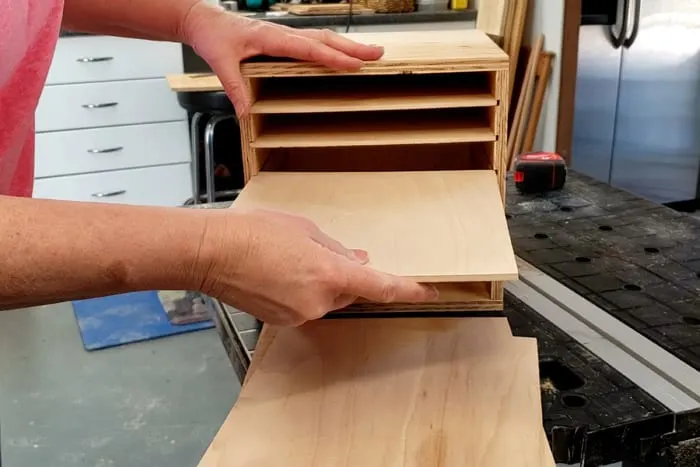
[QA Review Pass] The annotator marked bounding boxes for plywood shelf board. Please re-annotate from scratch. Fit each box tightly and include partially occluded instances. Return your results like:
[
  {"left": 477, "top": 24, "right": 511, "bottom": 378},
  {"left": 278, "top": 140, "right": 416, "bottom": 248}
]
[
  {"left": 252, "top": 89, "right": 497, "bottom": 114},
  {"left": 199, "top": 318, "right": 552, "bottom": 467},
  {"left": 241, "top": 30, "right": 509, "bottom": 78},
  {"left": 166, "top": 73, "right": 220, "bottom": 93},
  {"left": 252, "top": 120, "right": 496, "bottom": 148},
  {"left": 232, "top": 170, "right": 518, "bottom": 282},
  {"left": 476, "top": 0, "right": 508, "bottom": 38}
]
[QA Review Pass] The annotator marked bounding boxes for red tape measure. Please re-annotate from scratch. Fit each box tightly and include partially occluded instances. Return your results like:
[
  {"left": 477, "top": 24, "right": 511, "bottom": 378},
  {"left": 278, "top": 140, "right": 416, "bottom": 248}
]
[{"left": 513, "top": 152, "right": 567, "bottom": 194}]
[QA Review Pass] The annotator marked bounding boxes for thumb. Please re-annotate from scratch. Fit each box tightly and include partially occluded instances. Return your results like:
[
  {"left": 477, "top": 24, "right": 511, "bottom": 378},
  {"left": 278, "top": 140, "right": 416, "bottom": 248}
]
[{"left": 214, "top": 61, "right": 250, "bottom": 118}]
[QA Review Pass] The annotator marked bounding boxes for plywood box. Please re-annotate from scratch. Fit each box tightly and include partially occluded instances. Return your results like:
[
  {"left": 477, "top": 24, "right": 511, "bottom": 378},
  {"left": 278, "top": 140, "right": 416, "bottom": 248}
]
[
  {"left": 233, "top": 29, "right": 516, "bottom": 311},
  {"left": 167, "top": 31, "right": 517, "bottom": 308}
]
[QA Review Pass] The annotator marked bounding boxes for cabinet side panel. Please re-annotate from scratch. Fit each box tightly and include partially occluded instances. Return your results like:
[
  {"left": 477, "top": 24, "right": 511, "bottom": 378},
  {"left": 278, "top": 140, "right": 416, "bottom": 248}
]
[
  {"left": 492, "top": 69, "right": 509, "bottom": 204},
  {"left": 491, "top": 69, "right": 509, "bottom": 302},
  {"left": 242, "top": 79, "right": 266, "bottom": 184}
]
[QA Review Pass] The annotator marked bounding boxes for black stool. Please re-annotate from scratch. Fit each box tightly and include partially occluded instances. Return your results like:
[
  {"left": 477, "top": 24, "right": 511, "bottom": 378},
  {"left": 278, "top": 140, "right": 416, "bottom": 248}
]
[{"left": 177, "top": 91, "right": 237, "bottom": 204}]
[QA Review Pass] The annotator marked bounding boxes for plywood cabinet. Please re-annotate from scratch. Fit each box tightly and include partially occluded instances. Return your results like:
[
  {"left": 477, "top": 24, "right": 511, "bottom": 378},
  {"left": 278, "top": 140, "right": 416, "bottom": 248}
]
[{"left": 234, "top": 29, "right": 516, "bottom": 310}]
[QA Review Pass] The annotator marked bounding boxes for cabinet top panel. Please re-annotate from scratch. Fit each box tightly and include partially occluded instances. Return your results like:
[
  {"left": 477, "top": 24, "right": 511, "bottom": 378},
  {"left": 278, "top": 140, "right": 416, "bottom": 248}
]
[{"left": 241, "top": 29, "right": 509, "bottom": 77}]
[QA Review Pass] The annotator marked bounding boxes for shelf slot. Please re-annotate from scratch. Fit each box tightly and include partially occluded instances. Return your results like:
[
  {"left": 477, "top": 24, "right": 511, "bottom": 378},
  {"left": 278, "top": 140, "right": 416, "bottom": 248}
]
[
  {"left": 258, "top": 142, "right": 494, "bottom": 173},
  {"left": 251, "top": 107, "right": 495, "bottom": 149},
  {"left": 250, "top": 72, "right": 495, "bottom": 114}
]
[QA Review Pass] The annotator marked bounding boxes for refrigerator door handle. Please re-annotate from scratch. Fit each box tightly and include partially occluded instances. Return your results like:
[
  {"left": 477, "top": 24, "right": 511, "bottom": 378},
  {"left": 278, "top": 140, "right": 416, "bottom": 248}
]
[
  {"left": 607, "top": 0, "right": 629, "bottom": 49},
  {"left": 623, "top": 0, "right": 641, "bottom": 48}
]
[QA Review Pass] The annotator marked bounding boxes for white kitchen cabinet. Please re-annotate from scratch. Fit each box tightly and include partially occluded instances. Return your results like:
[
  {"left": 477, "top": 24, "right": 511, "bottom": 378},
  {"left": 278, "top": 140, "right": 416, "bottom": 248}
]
[
  {"left": 36, "top": 36, "right": 192, "bottom": 207},
  {"left": 36, "top": 79, "right": 186, "bottom": 132},
  {"left": 33, "top": 164, "right": 193, "bottom": 207},
  {"left": 46, "top": 36, "right": 184, "bottom": 85},
  {"left": 35, "top": 121, "right": 190, "bottom": 178}
]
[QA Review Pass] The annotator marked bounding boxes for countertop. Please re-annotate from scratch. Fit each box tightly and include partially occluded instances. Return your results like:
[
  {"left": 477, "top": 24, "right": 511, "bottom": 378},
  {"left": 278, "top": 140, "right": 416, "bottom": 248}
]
[{"left": 59, "top": 5, "right": 475, "bottom": 37}]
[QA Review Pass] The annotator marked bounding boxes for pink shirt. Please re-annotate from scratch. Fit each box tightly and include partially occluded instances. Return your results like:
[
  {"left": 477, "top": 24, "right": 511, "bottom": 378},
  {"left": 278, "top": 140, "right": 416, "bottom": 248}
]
[{"left": 0, "top": 0, "right": 64, "bottom": 197}]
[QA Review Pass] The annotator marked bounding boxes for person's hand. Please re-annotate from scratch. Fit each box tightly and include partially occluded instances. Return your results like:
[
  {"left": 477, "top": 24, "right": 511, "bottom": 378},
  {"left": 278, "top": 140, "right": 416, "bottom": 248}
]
[
  {"left": 182, "top": 3, "right": 384, "bottom": 117},
  {"left": 195, "top": 208, "right": 439, "bottom": 326}
]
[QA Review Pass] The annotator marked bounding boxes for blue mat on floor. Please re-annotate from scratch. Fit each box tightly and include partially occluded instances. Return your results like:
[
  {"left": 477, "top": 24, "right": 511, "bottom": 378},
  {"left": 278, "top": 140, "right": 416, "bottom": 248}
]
[{"left": 72, "top": 291, "right": 214, "bottom": 351}]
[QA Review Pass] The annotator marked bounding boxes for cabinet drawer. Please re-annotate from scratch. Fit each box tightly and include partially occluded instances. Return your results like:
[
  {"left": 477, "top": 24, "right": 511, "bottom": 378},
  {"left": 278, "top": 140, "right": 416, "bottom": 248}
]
[
  {"left": 35, "top": 122, "right": 191, "bottom": 178},
  {"left": 33, "top": 164, "right": 193, "bottom": 207},
  {"left": 47, "top": 36, "right": 184, "bottom": 85},
  {"left": 36, "top": 79, "right": 186, "bottom": 132}
]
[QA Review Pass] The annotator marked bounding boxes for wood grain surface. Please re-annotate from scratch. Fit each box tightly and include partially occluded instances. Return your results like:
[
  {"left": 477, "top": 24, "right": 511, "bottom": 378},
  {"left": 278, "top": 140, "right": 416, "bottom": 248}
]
[
  {"left": 476, "top": 0, "right": 508, "bottom": 38},
  {"left": 241, "top": 30, "right": 508, "bottom": 77},
  {"left": 251, "top": 113, "right": 496, "bottom": 148},
  {"left": 232, "top": 171, "right": 518, "bottom": 282},
  {"left": 251, "top": 88, "right": 497, "bottom": 114},
  {"left": 198, "top": 318, "right": 551, "bottom": 467},
  {"left": 167, "top": 30, "right": 509, "bottom": 91}
]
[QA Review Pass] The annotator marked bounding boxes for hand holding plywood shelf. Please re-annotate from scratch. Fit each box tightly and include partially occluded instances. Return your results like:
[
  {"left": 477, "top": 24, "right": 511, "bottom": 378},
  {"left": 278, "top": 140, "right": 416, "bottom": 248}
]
[{"left": 232, "top": 170, "right": 518, "bottom": 311}]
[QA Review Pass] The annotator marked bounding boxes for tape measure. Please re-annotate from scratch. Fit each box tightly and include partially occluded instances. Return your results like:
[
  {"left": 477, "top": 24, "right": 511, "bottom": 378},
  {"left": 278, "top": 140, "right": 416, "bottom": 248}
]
[{"left": 513, "top": 152, "right": 567, "bottom": 194}]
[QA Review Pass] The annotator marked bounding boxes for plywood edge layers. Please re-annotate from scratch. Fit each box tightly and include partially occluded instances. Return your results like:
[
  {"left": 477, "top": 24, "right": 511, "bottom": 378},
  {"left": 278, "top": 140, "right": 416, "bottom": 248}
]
[
  {"left": 250, "top": 90, "right": 499, "bottom": 114},
  {"left": 241, "top": 61, "right": 509, "bottom": 78}
]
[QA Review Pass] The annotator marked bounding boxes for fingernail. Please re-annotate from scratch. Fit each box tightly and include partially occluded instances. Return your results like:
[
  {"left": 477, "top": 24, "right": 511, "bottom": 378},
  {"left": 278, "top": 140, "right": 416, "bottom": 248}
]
[
  {"left": 351, "top": 249, "right": 369, "bottom": 263},
  {"left": 425, "top": 285, "right": 440, "bottom": 300}
]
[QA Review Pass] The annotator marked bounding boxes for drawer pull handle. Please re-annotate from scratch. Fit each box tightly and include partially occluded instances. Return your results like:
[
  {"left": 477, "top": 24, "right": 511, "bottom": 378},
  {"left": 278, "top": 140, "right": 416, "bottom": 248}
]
[
  {"left": 91, "top": 190, "right": 126, "bottom": 198},
  {"left": 82, "top": 102, "right": 119, "bottom": 109},
  {"left": 76, "top": 56, "right": 114, "bottom": 63},
  {"left": 87, "top": 146, "right": 124, "bottom": 154}
]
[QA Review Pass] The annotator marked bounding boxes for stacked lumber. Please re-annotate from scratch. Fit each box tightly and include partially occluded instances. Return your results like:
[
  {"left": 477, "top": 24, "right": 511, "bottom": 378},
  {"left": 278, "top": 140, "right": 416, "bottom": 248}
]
[{"left": 477, "top": 0, "right": 555, "bottom": 169}]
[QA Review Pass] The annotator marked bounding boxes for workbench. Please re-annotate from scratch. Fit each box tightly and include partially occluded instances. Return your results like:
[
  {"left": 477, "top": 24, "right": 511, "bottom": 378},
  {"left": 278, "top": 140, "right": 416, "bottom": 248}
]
[{"left": 206, "top": 170, "right": 700, "bottom": 467}]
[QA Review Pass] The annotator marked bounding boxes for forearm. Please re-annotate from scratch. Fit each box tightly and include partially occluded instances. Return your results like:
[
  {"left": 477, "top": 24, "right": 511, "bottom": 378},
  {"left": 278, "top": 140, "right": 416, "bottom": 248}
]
[
  {"left": 61, "top": 0, "right": 215, "bottom": 43},
  {"left": 0, "top": 196, "right": 216, "bottom": 310}
]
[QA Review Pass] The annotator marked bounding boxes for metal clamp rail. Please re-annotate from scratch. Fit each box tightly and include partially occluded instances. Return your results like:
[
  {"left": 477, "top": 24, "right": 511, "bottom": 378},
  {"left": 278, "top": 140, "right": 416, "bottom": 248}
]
[{"left": 508, "top": 257, "right": 700, "bottom": 413}]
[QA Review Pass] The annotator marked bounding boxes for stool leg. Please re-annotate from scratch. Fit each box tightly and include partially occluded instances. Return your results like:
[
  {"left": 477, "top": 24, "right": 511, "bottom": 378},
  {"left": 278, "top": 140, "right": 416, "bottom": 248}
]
[
  {"left": 203, "top": 114, "right": 235, "bottom": 204},
  {"left": 190, "top": 112, "right": 204, "bottom": 205}
]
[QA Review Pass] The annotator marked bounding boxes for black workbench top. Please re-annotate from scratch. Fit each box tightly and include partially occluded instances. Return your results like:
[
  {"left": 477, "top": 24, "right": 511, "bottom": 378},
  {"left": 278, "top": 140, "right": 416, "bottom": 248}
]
[{"left": 59, "top": 5, "right": 475, "bottom": 37}]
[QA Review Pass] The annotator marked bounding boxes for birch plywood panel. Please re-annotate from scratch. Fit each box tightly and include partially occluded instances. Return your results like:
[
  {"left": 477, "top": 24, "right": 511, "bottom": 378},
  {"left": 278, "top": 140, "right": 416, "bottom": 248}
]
[
  {"left": 240, "top": 30, "right": 509, "bottom": 77},
  {"left": 198, "top": 318, "right": 551, "bottom": 467},
  {"left": 476, "top": 0, "right": 509, "bottom": 38},
  {"left": 232, "top": 171, "right": 517, "bottom": 283}
]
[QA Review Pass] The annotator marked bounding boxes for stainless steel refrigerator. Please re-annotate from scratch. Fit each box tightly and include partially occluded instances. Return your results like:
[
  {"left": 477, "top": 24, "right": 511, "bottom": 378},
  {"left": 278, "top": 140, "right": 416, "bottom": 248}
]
[{"left": 571, "top": 0, "right": 700, "bottom": 204}]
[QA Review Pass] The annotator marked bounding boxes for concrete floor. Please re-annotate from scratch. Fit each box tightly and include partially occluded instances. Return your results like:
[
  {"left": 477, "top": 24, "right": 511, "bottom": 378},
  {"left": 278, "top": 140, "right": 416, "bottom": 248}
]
[{"left": 0, "top": 302, "right": 240, "bottom": 467}]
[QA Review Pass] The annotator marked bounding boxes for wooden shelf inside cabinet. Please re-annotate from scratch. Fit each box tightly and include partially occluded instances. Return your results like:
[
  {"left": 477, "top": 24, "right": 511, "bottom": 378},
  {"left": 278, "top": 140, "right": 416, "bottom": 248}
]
[{"left": 251, "top": 109, "right": 496, "bottom": 149}]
